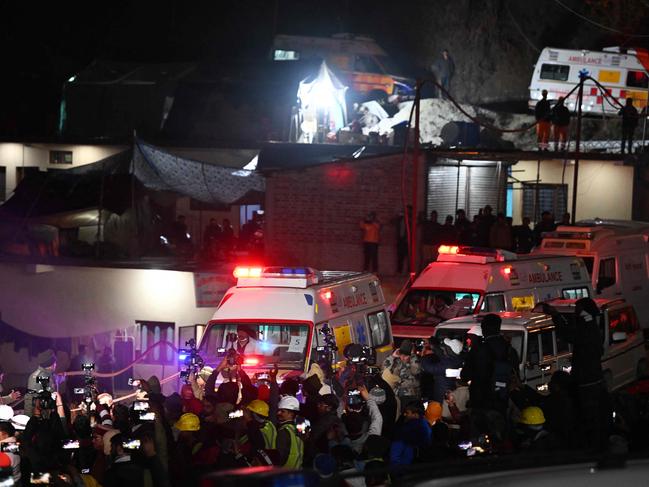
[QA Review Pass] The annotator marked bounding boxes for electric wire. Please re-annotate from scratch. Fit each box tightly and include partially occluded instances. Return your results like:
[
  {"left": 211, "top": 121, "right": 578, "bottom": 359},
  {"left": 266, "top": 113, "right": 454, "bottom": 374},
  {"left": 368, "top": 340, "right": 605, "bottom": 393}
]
[{"left": 553, "top": 0, "right": 649, "bottom": 38}]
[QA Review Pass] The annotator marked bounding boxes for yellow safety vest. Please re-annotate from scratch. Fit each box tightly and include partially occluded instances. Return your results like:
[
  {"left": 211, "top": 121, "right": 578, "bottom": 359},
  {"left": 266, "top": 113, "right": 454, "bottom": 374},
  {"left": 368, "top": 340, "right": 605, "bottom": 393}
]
[
  {"left": 279, "top": 423, "right": 303, "bottom": 469},
  {"left": 260, "top": 421, "right": 277, "bottom": 449}
]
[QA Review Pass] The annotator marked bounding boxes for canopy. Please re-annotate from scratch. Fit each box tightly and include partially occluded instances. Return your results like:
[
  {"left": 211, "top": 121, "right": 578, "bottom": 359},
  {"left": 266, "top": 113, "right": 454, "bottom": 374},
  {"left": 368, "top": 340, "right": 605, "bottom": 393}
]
[{"left": 297, "top": 61, "right": 348, "bottom": 135}]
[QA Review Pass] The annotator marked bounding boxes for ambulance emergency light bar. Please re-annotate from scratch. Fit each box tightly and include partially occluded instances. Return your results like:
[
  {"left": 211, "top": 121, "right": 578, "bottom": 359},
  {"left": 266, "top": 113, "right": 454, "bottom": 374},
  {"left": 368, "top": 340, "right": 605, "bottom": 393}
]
[
  {"left": 437, "top": 245, "right": 517, "bottom": 262},
  {"left": 233, "top": 266, "right": 321, "bottom": 287}
]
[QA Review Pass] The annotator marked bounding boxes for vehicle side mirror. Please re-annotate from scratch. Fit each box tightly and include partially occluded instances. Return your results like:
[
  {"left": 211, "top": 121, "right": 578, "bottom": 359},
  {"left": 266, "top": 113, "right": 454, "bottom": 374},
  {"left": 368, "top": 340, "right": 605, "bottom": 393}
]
[
  {"left": 596, "top": 276, "right": 615, "bottom": 294},
  {"left": 611, "top": 331, "right": 628, "bottom": 343}
]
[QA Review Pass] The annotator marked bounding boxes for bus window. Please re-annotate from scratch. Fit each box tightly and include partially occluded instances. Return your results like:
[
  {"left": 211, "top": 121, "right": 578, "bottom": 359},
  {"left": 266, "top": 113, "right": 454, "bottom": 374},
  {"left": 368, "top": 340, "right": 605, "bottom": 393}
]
[
  {"left": 540, "top": 64, "right": 569, "bottom": 81},
  {"left": 562, "top": 287, "right": 589, "bottom": 299},
  {"left": 367, "top": 311, "right": 390, "bottom": 347},
  {"left": 540, "top": 329, "right": 555, "bottom": 358},
  {"left": 626, "top": 70, "right": 649, "bottom": 89}
]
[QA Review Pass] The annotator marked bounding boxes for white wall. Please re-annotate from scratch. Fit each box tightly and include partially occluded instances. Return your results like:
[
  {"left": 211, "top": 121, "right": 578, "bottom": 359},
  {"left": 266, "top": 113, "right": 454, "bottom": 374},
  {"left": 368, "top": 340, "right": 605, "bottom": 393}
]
[
  {"left": 511, "top": 159, "right": 633, "bottom": 224},
  {"left": 0, "top": 143, "right": 127, "bottom": 200}
]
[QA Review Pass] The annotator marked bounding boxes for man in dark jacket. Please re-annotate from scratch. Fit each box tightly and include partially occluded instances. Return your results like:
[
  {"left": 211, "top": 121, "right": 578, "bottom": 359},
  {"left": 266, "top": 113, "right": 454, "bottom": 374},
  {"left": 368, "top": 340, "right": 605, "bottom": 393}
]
[
  {"left": 619, "top": 97, "right": 639, "bottom": 154},
  {"left": 421, "top": 338, "right": 464, "bottom": 404},
  {"left": 461, "top": 314, "right": 519, "bottom": 438},
  {"left": 542, "top": 298, "right": 610, "bottom": 451},
  {"left": 551, "top": 97, "right": 571, "bottom": 151},
  {"left": 535, "top": 89, "right": 552, "bottom": 151}
]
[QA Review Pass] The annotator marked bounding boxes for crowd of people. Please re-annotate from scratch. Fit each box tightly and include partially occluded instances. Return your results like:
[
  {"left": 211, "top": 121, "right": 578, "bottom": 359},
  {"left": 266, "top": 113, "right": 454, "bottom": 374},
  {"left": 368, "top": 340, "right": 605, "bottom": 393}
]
[{"left": 0, "top": 297, "right": 641, "bottom": 486}]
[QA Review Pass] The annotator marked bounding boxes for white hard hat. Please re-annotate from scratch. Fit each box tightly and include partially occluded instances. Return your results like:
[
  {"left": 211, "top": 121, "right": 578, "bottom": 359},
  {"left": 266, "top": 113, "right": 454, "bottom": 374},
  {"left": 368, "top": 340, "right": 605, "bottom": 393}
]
[
  {"left": 467, "top": 325, "right": 483, "bottom": 337},
  {"left": 444, "top": 338, "right": 464, "bottom": 355},
  {"left": 277, "top": 395, "right": 300, "bottom": 412},
  {"left": 10, "top": 414, "right": 29, "bottom": 431},
  {"left": 0, "top": 405, "right": 13, "bottom": 421}
]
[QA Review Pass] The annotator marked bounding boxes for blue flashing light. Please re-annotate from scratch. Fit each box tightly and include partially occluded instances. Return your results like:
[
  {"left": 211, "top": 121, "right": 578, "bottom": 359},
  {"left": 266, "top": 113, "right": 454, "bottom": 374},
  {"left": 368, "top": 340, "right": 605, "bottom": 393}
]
[
  {"left": 280, "top": 267, "right": 308, "bottom": 275},
  {"left": 178, "top": 353, "right": 188, "bottom": 361}
]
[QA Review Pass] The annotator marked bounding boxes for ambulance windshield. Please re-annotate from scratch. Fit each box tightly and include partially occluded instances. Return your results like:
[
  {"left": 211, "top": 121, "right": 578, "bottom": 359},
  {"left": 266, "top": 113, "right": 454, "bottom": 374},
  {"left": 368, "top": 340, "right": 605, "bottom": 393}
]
[
  {"left": 393, "top": 290, "right": 481, "bottom": 325},
  {"left": 199, "top": 322, "right": 310, "bottom": 370},
  {"left": 435, "top": 327, "right": 524, "bottom": 362}
]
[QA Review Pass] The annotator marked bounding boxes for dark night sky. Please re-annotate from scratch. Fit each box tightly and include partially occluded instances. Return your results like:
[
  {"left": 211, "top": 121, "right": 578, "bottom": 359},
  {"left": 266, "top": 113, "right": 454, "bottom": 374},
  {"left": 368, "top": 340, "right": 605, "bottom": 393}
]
[{"left": 1, "top": 0, "right": 648, "bottom": 138}]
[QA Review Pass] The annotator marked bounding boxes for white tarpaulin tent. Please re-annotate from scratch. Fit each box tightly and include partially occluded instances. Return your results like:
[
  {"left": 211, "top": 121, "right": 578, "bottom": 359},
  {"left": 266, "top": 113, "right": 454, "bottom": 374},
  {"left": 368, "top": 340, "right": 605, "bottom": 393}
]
[{"left": 297, "top": 61, "right": 348, "bottom": 141}]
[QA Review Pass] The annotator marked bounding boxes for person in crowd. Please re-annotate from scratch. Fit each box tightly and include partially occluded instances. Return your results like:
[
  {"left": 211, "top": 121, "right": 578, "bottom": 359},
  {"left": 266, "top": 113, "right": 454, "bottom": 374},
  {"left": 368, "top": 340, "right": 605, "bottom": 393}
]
[
  {"left": 360, "top": 212, "right": 381, "bottom": 272},
  {"left": 513, "top": 406, "right": 560, "bottom": 452},
  {"left": 383, "top": 340, "right": 421, "bottom": 408},
  {"left": 454, "top": 209, "right": 472, "bottom": 245},
  {"left": 513, "top": 216, "right": 535, "bottom": 253},
  {"left": 389, "top": 402, "right": 431, "bottom": 465},
  {"left": 394, "top": 206, "right": 411, "bottom": 274},
  {"left": 243, "top": 400, "right": 276, "bottom": 450},
  {"left": 422, "top": 401, "right": 451, "bottom": 460},
  {"left": 308, "top": 393, "right": 346, "bottom": 460},
  {"left": 0, "top": 366, "right": 20, "bottom": 405},
  {"left": 432, "top": 49, "right": 455, "bottom": 98},
  {"left": 420, "top": 210, "right": 442, "bottom": 267},
  {"left": 543, "top": 298, "right": 611, "bottom": 451},
  {"left": 276, "top": 395, "right": 304, "bottom": 469},
  {"left": 476, "top": 205, "right": 495, "bottom": 247},
  {"left": 489, "top": 213, "right": 512, "bottom": 250},
  {"left": 342, "top": 384, "right": 383, "bottom": 455},
  {"left": 25, "top": 350, "right": 57, "bottom": 417},
  {"left": 619, "top": 97, "right": 639, "bottom": 154},
  {"left": 533, "top": 211, "right": 556, "bottom": 245},
  {"left": 97, "top": 346, "right": 115, "bottom": 395},
  {"left": 104, "top": 433, "right": 151, "bottom": 487},
  {"left": 0, "top": 422, "right": 20, "bottom": 484},
  {"left": 221, "top": 219, "right": 235, "bottom": 261},
  {"left": 535, "top": 89, "right": 552, "bottom": 151},
  {"left": 203, "top": 218, "right": 222, "bottom": 260},
  {"left": 461, "top": 314, "right": 519, "bottom": 439},
  {"left": 439, "top": 214, "right": 458, "bottom": 244},
  {"left": 420, "top": 338, "right": 464, "bottom": 404},
  {"left": 551, "top": 97, "right": 571, "bottom": 151}
]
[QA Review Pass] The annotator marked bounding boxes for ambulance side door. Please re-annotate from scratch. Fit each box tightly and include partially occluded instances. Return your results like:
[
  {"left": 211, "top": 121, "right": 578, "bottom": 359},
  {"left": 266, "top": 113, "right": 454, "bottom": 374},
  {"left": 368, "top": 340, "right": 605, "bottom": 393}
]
[
  {"left": 523, "top": 330, "right": 543, "bottom": 390},
  {"left": 595, "top": 256, "right": 620, "bottom": 298}
]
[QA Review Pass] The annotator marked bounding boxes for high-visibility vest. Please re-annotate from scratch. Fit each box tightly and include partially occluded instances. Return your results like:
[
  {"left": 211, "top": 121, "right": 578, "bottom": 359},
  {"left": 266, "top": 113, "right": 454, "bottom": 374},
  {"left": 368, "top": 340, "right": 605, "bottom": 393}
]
[
  {"left": 279, "top": 423, "right": 303, "bottom": 469},
  {"left": 260, "top": 421, "right": 277, "bottom": 449}
]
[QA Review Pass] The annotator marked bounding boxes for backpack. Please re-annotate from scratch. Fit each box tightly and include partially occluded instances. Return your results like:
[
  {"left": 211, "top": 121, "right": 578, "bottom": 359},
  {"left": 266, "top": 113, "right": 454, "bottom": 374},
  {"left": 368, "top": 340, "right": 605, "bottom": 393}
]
[{"left": 486, "top": 339, "right": 515, "bottom": 400}]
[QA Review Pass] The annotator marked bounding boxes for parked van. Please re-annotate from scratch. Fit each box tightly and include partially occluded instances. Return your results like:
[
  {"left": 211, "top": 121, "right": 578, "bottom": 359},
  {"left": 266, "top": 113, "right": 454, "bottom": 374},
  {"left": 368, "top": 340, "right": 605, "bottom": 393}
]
[
  {"left": 197, "top": 266, "right": 393, "bottom": 381},
  {"left": 271, "top": 33, "right": 415, "bottom": 100},
  {"left": 435, "top": 298, "right": 646, "bottom": 392},
  {"left": 535, "top": 221, "right": 649, "bottom": 325},
  {"left": 528, "top": 46, "right": 649, "bottom": 115},
  {"left": 390, "top": 245, "right": 592, "bottom": 340}
]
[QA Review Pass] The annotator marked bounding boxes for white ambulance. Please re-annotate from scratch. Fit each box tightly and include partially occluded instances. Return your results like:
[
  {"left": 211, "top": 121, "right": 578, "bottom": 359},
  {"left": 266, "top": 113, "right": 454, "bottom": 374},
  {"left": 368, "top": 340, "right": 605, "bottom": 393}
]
[
  {"left": 435, "top": 298, "right": 647, "bottom": 392},
  {"left": 535, "top": 221, "right": 649, "bottom": 326},
  {"left": 390, "top": 245, "right": 592, "bottom": 340},
  {"left": 197, "top": 266, "right": 394, "bottom": 381},
  {"left": 528, "top": 46, "right": 649, "bottom": 115}
]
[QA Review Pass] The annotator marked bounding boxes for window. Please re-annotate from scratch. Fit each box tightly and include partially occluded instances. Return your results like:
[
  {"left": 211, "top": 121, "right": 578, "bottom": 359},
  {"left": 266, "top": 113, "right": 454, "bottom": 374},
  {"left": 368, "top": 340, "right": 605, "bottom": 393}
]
[
  {"left": 562, "top": 287, "right": 590, "bottom": 299},
  {"left": 273, "top": 49, "right": 299, "bottom": 61},
  {"left": 540, "top": 64, "right": 570, "bottom": 81},
  {"left": 392, "top": 290, "right": 480, "bottom": 325},
  {"left": 523, "top": 184, "right": 567, "bottom": 223},
  {"left": 527, "top": 332, "right": 541, "bottom": 365},
  {"left": 354, "top": 55, "right": 383, "bottom": 74},
  {"left": 597, "top": 257, "right": 616, "bottom": 290},
  {"left": 581, "top": 257, "right": 594, "bottom": 276},
  {"left": 626, "top": 70, "right": 649, "bottom": 88},
  {"left": 49, "top": 150, "right": 73, "bottom": 164},
  {"left": 367, "top": 311, "right": 390, "bottom": 347},
  {"left": 540, "top": 329, "right": 555, "bottom": 358},
  {"left": 556, "top": 330, "right": 571, "bottom": 354},
  {"left": 483, "top": 294, "right": 506, "bottom": 312},
  {"left": 137, "top": 321, "right": 175, "bottom": 365},
  {"left": 0, "top": 166, "right": 5, "bottom": 201},
  {"left": 608, "top": 306, "right": 639, "bottom": 341}
]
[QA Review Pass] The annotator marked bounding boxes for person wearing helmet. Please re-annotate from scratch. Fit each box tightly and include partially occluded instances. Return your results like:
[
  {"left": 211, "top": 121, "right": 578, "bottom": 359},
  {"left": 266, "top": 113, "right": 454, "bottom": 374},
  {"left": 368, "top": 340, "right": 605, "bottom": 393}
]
[
  {"left": 276, "top": 395, "right": 304, "bottom": 469},
  {"left": 513, "top": 406, "right": 559, "bottom": 451},
  {"left": 542, "top": 298, "right": 610, "bottom": 451},
  {"left": 243, "top": 399, "right": 277, "bottom": 450}
]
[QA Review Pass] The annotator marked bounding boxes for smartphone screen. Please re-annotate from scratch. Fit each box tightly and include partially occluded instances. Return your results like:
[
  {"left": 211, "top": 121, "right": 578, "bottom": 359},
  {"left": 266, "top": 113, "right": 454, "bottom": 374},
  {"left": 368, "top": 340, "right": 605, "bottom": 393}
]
[
  {"left": 133, "top": 401, "right": 149, "bottom": 411},
  {"left": 139, "top": 411, "right": 155, "bottom": 421},
  {"left": 62, "top": 439, "right": 80, "bottom": 450},
  {"left": 30, "top": 472, "right": 51, "bottom": 484},
  {"left": 122, "top": 439, "right": 141, "bottom": 450}
]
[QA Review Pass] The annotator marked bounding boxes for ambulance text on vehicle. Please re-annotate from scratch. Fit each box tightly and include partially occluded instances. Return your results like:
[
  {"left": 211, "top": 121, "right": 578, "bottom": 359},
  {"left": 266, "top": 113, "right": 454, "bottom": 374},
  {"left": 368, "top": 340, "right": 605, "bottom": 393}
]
[
  {"left": 390, "top": 246, "right": 591, "bottom": 340},
  {"left": 197, "top": 266, "right": 394, "bottom": 381},
  {"left": 528, "top": 46, "right": 649, "bottom": 115},
  {"left": 535, "top": 220, "right": 649, "bottom": 326}
]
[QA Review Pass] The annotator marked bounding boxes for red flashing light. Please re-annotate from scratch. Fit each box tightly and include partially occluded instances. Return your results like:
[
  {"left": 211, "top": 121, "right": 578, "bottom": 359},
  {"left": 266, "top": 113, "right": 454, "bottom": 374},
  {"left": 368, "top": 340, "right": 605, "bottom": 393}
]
[
  {"left": 233, "top": 266, "right": 263, "bottom": 279},
  {"left": 244, "top": 357, "right": 260, "bottom": 366},
  {"left": 323, "top": 291, "right": 332, "bottom": 300},
  {"left": 438, "top": 245, "right": 460, "bottom": 255},
  {"left": 503, "top": 266, "right": 512, "bottom": 275}
]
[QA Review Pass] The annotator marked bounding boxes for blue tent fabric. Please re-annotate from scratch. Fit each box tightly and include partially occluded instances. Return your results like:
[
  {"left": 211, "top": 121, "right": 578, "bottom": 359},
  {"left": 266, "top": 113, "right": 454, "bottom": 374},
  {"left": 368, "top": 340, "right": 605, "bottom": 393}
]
[{"left": 133, "top": 139, "right": 265, "bottom": 205}]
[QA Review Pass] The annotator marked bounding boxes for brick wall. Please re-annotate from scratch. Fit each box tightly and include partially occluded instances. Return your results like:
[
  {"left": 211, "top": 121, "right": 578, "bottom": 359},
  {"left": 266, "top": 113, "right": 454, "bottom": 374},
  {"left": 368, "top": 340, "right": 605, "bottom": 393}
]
[{"left": 264, "top": 154, "right": 424, "bottom": 275}]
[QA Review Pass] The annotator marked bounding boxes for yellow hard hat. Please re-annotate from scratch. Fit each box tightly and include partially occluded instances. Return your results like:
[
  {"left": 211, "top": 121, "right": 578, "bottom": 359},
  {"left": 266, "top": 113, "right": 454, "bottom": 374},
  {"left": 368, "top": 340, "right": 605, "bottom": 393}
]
[
  {"left": 519, "top": 406, "right": 545, "bottom": 426},
  {"left": 246, "top": 399, "right": 269, "bottom": 418},
  {"left": 174, "top": 413, "right": 201, "bottom": 432}
]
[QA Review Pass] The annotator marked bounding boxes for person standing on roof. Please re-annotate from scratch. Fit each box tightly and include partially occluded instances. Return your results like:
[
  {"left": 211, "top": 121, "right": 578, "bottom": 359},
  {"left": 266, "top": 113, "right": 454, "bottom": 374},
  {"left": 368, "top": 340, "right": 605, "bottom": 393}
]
[
  {"left": 535, "top": 89, "right": 552, "bottom": 151},
  {"left": 551, "top": 97, "right": 571, "bottom": 151},
  {"left": 360, "top": 212, "right": 381, "bottom": 273},
  {"left": 432, "top": 49, "right": 455, "bottom": 99},
  {"left": 619, "top": 97, "right": 639, "bottom": 155}
]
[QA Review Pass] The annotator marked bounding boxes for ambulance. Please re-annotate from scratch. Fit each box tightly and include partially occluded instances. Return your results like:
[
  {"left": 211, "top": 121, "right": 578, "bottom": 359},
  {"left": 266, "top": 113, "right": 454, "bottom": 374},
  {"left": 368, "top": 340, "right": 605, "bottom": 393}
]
[
  {"left": 535, "top": 220, "right": 649, "bottom": 326},
  {"left": 528, "top": 46, "right": 649, "bottom": 115},
  {"left": 390, "top": 245, "right": 592, "bottom": 341},
  {"left": 197, "top": 266, "right": 394, "bottom": 381},
  {"left": 434, "top": 298, "right": 646, "bottom": 392}
]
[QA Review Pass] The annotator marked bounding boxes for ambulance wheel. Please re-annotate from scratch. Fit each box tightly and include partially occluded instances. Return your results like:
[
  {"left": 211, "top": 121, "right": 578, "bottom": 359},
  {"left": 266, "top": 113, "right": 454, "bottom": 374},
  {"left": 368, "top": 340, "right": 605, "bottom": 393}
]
[
  {"left": 603, "top": 371, "right": 613, "bottom": 392},
  {"left": 637, "top": 359, "right": 648, "bottom": 380}
]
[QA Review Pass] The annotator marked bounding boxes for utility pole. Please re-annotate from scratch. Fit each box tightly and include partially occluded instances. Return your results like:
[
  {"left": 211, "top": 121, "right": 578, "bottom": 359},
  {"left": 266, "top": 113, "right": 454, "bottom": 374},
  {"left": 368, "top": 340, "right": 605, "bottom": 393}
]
[
  {"left": 410, "top": 81, "right": 421, "bottom": 277},
  {"left": 571, "top": 73, "right": 585, "bottom": 225}
]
